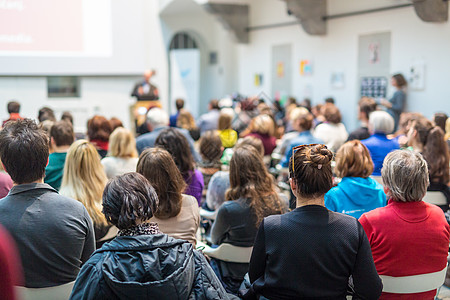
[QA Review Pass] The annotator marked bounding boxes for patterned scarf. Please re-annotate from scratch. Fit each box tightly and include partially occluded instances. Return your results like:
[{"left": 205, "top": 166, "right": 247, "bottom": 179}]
[{"left": 117, "top": 222, "right": 161, "bottom": 237}]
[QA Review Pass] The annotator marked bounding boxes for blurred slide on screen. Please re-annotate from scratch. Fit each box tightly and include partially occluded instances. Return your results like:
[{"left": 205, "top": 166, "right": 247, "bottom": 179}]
[{"left": 0, "top": 0, "right": 112, "bottom": 56}]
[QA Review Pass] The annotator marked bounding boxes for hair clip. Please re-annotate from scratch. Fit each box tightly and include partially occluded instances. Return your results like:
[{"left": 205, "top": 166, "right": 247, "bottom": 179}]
[{"left": 317, "top": 164, "right": 323, "bottom": 169}]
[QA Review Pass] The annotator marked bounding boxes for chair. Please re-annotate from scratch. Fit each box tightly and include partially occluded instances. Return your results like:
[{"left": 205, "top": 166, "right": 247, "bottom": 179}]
[
  {"left": 199, "top": 208, "right": 218, "bottom": 221},
  {"left": 15, "top": 281, "right": 75, "bottom": 300},
  {"left": 197, "top": 241, "right": 253, "bottom": 263},
  {"left": 370, "top": 176, "right": 383, "bottom": 185},
  {"left": 380, "top": 265, "right": 447, "bottom": 294},
  {"left": 422, "top": 191, "right": 447, "bottom": 207}
]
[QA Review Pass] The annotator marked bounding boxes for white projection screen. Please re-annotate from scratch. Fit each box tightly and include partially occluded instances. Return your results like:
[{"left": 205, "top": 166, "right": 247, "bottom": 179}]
[{"left": 0, "top": 0, "right": 146, "bottom": 75}]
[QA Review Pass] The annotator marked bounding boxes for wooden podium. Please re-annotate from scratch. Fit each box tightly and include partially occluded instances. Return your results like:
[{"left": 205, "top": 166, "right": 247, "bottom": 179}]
[{"left": 130, "top": 100, "right": 162, "bottom": 133}]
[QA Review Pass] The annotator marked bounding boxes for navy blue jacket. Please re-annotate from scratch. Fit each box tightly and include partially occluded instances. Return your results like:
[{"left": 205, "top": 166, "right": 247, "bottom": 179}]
[{"left": 70, "top": 234, "right": 231, "bottom": 300}]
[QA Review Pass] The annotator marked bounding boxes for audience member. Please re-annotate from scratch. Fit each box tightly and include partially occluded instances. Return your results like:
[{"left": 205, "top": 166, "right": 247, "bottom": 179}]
[
  {"left": 3, "top": 100, "right": 23, "bottom": 127},
  {"left": 61, "top": 111, "right": 73, "bottom": 125},
  {"left": 281, "top": 110, "right": 323, "bottom": 168},
  {"left": 324, "top": 97, "right": 335, "bottom": 104},
  {"left": 109, "top": 117, "right": 123, "bottom": 131},
  {"left": 198, "top": 131, "right": 223, "bottom": 192},
  {"left": 87, "top": 115, "right": 113, "bottom": 158},
  {"left": 347, "top": 97, "right": 377, "bottom": 141},
  {"left": 325, "top": 140, "right": 386, "bottom": 218},
  {"left": 170, "top": 98, "right": 184, "bottom": 127},
  {"left": 0, "top": 161, "right": 13, "bottom": 199},
  {"left": 155, "top": 128, "right": 204, "bottom": 205},
  {"left": 446, "top": 118, "right": 450, "bottom": 149},
  {"left": 0, "top": 119, "right": 95, "bottom": 288},
  {"left": 246, "top": 144, "right": 382, "bottom": 299},
  {"left": 389, "top": 112, "right": 422, "bottom": 147},
  {"left": 434, "top": 112, "right": 448, "bottom": 134},
  {"left": 101, "top": 127, "right": 138, "bottom": 179},
  {"left": 361, "top": 111, "right": 399, "bottom": 176},
  {"left": 70, "top": 173, "right": 229, "bottom": 299},
  {"left": 211, "top": 145, "right": 285, "bottom": 294},
  {"left": 177, "top": 109, "right": 200, "bottom": 141},
  {"left": 137, "top": 148, "right": 200, "bottom": 245},
  {"left": 218, "top": 112, "right": 238, "bottom": 148},
  {"left": 273, "top": 107, "right": 308, "bottom": 157},
  {"left": 205, "top": 171, "right": 230, "bottom": 211},
  {"left": 60, "top": 140, "right": 113, "bottom": 248},
  {"left": 135, "top": 108, "right": 200, "bottom": 160},
  {"left": 311, "top": 104, "right": 325, "bottom": 127},
  {"left": 44, "top": 120, "right": 75, "bottom": 190},
  {"left": 37, "top": 106, "right": 56, "bottom": 123},
  {"left": 407, "top": 116, "right": 450, "bottom": 209},
  {"left": 0, "top": 225, "right": 22, "bottom": 300},
  {"left": 313, "top": 103, "right": 348, "bottom": 152},
  {"left": 245, "top": 114, "right": 277, "bottom": 156},
  {"left": 359, "top": 150, "right": 449, "bottom": 299},
  {"left": 197, "top": 99, "right": 220, "bottom": 134},
  {"left": 380, "top": 73, "right": 407, "bottom": 131}
]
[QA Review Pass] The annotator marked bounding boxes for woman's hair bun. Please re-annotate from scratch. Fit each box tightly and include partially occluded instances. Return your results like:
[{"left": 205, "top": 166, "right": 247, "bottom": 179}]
[{"left": 308, "top": 145, "right": 333, "bottom": 166}]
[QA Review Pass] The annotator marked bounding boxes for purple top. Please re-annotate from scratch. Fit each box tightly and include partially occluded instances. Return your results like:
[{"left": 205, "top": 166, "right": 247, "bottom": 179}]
[
  {"left": 184, "top": 169, "right": 204, "bottom": 206},
  {"left": 0, "top": 173, "right": 13, "bottom": 199}
]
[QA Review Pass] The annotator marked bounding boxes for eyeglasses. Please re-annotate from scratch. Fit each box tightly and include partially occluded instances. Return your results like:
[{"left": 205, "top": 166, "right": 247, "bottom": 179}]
[{"left": 291, "top": 144, "right": 320, "bottom": 173}]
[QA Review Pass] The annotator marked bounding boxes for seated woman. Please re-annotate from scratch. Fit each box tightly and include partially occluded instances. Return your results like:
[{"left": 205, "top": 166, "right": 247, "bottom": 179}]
[
  {"left": 87, "top": 115, "right": 113, "bottom": 159},
  {"left": 359, "top": 150, "right": 450, "bottom": 299},
  {"left": 137, "top": 148, "right": 199, "bottom": 246},
  {"left": 155, "top": 128, "right": 204, "bottom": 206},
  {"left": 69, "top": 173, "right": 229, "bottom": 300},
  {"left": 218, "top": 112, "right": 238, "bottom": 149},
  {"left": 407, "top": 116, "right": 450, "bottom": 210},
  {"left": 101, "top": 127, "right": 139, "bottom": 179},
  {"left": 246, "top": 144, "right": 382, "bottom": 299},
  {"left": 198, "top": 130, "right": 223, "bottom": 195},
  {"left": 325, "top": 140, "right": 386, "bottom": 218},
  {"left": 177, "top": 109, "right": 200, "bottom": 141},
  {"left": 313, "top": 103, "right": 348, "bottom": 153},
  {"left": 60, "top": 140, "right": 115, "bottom": 248},
  {"left": 211, "top": 145, "right": 286, "bottom": 294},
  {"left": 244, "top": 114, "right": 277, "bottom": 156},
  {"left": 361, "top": 111, "right": 399, "bottom": 176}
]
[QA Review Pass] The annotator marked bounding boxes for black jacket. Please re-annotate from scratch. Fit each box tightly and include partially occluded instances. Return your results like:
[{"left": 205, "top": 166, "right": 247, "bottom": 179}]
[{"left": 69, "top": 234, "right": 231, "bottom": 300}]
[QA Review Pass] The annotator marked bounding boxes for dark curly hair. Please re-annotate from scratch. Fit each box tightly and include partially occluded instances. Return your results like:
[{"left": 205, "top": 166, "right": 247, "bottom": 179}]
[{"left": 102, "top": 172, "right": 159, "bottom": 230}]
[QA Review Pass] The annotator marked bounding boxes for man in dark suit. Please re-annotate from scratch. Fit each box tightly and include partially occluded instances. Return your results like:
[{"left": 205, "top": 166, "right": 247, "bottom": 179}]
[{"left": 131, "top": 70, "right": 159, "bottom": 101}]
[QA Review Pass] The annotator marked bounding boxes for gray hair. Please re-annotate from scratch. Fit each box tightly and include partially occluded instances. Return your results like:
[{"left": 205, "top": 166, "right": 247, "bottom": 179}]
[
  {"left": 369, "top": 111, "right": 394, "bottom": 134},
  {"left": 146, "top": 108, "right": 169, "bottom": 128},
  {"left": 381, "top": 150, "right": 429, "bottom": 202}
]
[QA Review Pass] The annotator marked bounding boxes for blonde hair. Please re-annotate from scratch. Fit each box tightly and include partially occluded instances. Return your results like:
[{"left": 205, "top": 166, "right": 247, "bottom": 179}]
[
  {"left": 252, "top": 114, "right": 275, "bottom": 136},
  {"left": 60, "top": 140, "right": 108, "bottom": 226},
  {"left": 176, "top": 109, "right": 197, "bottom": 131},
  {"left": 108, "top": 127, "right": 138, "bottom": 158}
]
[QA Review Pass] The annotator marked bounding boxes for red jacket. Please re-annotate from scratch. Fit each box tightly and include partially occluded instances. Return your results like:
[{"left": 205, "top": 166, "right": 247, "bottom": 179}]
[
  {"left": 360, "top": 199, "right": 450, "bottom": 299},
  {"left": 0, "top": 225, "right": 23, "bottom": 300}
]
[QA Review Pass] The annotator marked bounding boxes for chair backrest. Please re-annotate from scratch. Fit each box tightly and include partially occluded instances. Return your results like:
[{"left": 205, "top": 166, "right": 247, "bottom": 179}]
[
  {"left": 422, "top": 191, "right": 447, "bottom": 206},
  {"left": 201, "top": 243, "right": 253, "bottom": 263},
  {"left": 380, "top": 265, "right": 447, "bottom": 294},
  {"left": 199, "top": 208, "right": 218, "bottom": 220},
  {"left": 15, "top": 281, "right": 75, "bottom": 300}
]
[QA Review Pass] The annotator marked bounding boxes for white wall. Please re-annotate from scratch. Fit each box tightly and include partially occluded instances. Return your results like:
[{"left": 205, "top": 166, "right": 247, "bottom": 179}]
[
  {"left": 0, "top": 76, "right": 139, "bottom": 132},
  {"left": 237, "top": 0, "right": 450, "bottom": 131}
]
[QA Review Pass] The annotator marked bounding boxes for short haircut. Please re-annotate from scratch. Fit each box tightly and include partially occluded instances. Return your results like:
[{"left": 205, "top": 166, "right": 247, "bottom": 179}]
[
  {"left": 321, "top": 103, "right": 341, "bottom": 124},
  {"left": 87, "top": 115, "right": 113, "bottom": 142},
  {"left": 137, "top": 148, "right": 185, "bottom": 219},
  {"left": 358, "top": 97, "right": 377, "bottom": 119},
  {"left": 38, "top": 107, "right": 56, "bottom": 122},
  {"left": 392, "top": 73, "right": 407, "bottom": 88},
  {"left": 146, "top": 108, "right": 169, "bottom": 128},
  {"left": 7, "top": 101, "right": 20, "bottom": 114},
  {"left": 325, "top": 97, "right": 335, "bottom": 104},
  {"left": 434, "top": 112, "right": 448, "bottom": 133},
  {"left": 290, "top": 107, "right": 313, "bottom": 131},
  {"left": 199, "top": 131, "right": 223, "bottom": 162},
  {"left": 0, "top": 119, "right": 49, "bottom": 184},
  {"left": 289, "top": 144, "right": 333, "bottom": 198},
  {"left": 218, "top": 112, "right": 232, "bottom": 131},
  {"left": 108, "top": 127, "right": 138, "bottom": 158},
  {"left": 209, "top": 99, "right": 219, "bottom": 110},
  {"left": 102, "top": 172, "right": 159, "bottom": 230},
  {"left": 381, "top": 150, "right": 429, "bottom": 202},
  {"left": 175, "top": 98, "right": 185, "bottom": 111},
  {"left": 369, "top": 111, "right": 394, "bottom": 134},
  {"left": 109, "top": 117, "right": 123, "bottom": 131},
  {"left": 61, "top": 111, "right": 73, "bottom": 125},
  {"left": 335, "top": 140, "right": 373, "bottom": 178},
  {"left": 50, "top": 121, "right": 75, "bottom": 147}
]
